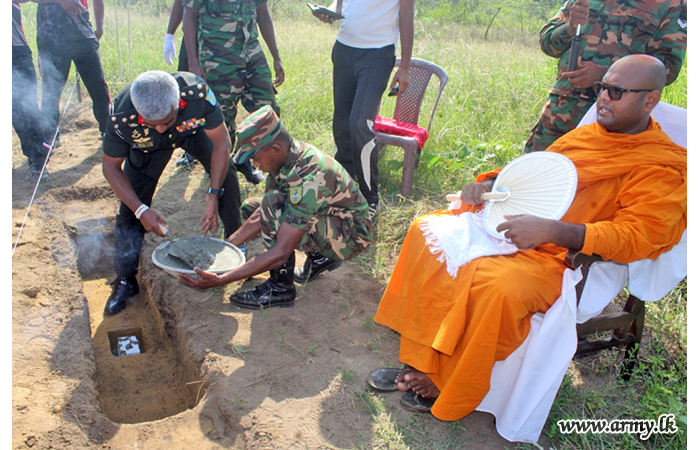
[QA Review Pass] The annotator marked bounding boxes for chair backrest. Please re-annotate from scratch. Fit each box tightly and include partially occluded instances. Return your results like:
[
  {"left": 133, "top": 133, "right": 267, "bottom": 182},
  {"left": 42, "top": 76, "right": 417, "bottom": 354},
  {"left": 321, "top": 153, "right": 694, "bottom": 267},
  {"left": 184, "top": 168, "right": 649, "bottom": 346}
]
[{"left": 391, "top": 58, "right": 449, "bottom": 133}]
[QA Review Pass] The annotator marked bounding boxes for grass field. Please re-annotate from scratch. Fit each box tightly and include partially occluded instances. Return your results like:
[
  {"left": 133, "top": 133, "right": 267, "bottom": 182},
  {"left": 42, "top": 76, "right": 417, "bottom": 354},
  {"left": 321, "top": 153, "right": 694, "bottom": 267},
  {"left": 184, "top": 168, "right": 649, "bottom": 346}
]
[{"left": 16, "top": 1, "right": 688, "bottom": 448}]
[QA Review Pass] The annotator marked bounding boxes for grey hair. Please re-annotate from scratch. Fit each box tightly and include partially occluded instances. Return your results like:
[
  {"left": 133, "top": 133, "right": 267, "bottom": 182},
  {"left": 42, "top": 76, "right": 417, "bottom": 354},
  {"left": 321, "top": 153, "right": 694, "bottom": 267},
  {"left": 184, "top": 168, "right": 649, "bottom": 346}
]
[{"left": 130, "top": 71, "right": 180, "bottom": 121}]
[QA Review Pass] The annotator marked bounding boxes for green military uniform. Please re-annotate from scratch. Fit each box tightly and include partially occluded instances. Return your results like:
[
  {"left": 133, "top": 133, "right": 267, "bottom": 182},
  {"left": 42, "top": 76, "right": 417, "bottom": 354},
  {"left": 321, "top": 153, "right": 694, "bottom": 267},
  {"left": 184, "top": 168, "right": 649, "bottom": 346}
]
[
  {"left": 525, "top": 0, "right": 687, "bottom": 153},
  {"left": 250, "top": 139, "right": 372, "bottom": 262},
  {"left": 183, "top": 0, "right": 279, "bottom": 134}
]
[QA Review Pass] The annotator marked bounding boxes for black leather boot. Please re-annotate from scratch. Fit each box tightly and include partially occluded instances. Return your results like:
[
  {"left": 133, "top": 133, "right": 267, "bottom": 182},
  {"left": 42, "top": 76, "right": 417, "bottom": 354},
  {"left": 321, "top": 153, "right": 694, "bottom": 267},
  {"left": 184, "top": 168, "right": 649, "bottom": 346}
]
[
  {"left": 104, "top": 275, "right": 139, "bottom": 315},
  {"left": 234, "top": 160, "right": 265, "bottom": 185},
  {"left": 293, "top": 252, "right": 342, "bottom": 284},
  {"left": 231, "top": 253, "right": 296, "bottom": 309}
]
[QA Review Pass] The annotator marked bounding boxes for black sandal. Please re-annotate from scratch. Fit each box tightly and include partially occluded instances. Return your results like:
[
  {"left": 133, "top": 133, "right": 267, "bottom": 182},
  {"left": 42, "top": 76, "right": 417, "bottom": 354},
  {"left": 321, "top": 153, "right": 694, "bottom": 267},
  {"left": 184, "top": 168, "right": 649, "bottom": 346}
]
[
  {"left": 399, "top": 391, "right": 435, "bottom": 413},
  {"left": 366, "top": 368, "right": 403, "bottom": 391}
]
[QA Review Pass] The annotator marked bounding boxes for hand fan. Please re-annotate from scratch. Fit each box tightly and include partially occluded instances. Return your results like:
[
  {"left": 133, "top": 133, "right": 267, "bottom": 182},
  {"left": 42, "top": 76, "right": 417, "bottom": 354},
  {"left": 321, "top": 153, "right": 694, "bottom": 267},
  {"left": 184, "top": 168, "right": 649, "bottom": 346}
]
[{"left": 446, "top": 152, "right": 578, "bottom": 239}]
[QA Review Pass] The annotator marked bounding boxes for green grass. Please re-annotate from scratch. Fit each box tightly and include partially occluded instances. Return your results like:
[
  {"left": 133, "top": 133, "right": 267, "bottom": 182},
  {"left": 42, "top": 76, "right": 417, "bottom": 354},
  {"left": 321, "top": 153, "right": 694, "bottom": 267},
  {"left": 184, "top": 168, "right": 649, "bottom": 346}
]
[{"left": 16, "top": 2, "right": 687, "bottom": 448}]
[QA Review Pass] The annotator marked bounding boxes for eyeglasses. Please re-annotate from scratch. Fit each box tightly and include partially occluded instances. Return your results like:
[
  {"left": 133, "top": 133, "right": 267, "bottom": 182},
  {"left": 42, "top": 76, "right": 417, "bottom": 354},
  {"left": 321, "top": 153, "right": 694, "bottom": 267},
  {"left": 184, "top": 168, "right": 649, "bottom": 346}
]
[{"left": 593, "top": 82, "right": 654, "bottom": 101}]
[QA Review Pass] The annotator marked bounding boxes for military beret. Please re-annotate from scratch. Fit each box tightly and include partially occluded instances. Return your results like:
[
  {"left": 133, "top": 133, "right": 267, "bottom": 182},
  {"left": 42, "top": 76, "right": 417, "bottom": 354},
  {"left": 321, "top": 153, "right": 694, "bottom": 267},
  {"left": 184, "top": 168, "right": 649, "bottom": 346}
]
[{"left": 233, "top": 105, "right": 284, "bottom": 164}]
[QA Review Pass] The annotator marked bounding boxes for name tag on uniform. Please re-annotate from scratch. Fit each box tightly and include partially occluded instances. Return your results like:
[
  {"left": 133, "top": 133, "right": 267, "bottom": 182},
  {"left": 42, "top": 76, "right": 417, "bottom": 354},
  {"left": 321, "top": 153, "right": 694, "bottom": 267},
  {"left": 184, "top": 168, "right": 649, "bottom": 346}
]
[
  {"left": 289, "top": 186, "right": 303, "bottom": 204},
  {"left": 176, "top": 118, "right": 206, "bottom": 133}
]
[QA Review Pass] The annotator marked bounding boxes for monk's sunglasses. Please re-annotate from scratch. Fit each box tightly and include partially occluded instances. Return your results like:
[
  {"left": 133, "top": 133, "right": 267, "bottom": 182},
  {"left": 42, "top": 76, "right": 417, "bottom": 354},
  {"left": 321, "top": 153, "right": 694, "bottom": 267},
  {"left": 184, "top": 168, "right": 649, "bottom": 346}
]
[{"left": 593, "top": 82, "right": 654, "bottom": 101}]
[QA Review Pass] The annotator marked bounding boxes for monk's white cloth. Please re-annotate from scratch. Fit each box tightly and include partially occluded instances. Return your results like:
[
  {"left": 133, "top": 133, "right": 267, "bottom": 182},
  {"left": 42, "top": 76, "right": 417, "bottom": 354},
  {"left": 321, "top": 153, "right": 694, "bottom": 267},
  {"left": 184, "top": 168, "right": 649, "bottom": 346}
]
[{"left": 420, "top": 209, "right": 519, "bottom": 278}]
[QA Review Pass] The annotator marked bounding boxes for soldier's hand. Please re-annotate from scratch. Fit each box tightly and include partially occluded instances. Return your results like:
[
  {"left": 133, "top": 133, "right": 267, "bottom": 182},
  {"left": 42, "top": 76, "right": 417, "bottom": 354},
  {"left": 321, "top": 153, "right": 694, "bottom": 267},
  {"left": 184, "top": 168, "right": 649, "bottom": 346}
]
[
  {"left": 567, "top": 0, "right": 589, "bottom": 34},
  {"left": 95, "top": 23, "right": 104, "bottom": 40},
  {"left": 201, "top": 195, "right": 219, "bottom": 235},
  {"left": 164, "top": 34, "right": 177, "bottom": 66},
  {"left": 140, "top": 209, "right": 169, "bottom": 237},
  {"left": 562, "top": 60, "right": 607, "bottom": 89},
  {"left": 460, "top": 182, "right": 490, "bottom": 205},
  {"left": 179, "top": 268, "right": 225, "bottom": 290},
  {"left": 57, "top": 0, "right": 87, "bottom": 17},
  {"left": 189, "top": 63, "right": 207, "bottom": 81},
  {"left": 273, "top": 59, "right": 285, "bottom": 87}
]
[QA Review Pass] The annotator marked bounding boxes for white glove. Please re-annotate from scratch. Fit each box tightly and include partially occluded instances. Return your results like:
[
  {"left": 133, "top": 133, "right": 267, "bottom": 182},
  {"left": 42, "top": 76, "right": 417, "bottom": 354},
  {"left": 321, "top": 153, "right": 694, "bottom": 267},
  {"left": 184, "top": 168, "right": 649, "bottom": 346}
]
[{"left": 163, "top": 33, "right": 177, "bottom": 66}]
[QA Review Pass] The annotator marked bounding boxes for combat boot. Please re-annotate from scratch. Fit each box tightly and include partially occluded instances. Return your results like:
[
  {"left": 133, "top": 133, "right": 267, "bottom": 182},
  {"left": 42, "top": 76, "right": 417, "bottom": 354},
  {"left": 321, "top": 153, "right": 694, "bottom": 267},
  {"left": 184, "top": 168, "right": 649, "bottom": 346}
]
[
  {"left": 293, "top": 252, "right": 342, "bottom": 284},
  {"left": 231, "top": 253, "right": 296, "bottom": 309}
]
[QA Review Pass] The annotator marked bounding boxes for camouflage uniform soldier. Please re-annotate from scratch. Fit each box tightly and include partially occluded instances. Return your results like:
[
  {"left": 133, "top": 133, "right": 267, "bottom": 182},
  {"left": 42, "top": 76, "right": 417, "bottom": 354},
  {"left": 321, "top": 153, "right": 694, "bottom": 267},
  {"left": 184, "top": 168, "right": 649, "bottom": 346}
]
[
  {"left": 180, "top": 106, "right": 372, "bottom": 309},
  {"left": 182, "top": 0, "right": 283, "bottom": 133},
  {"left": 524, "top": 0, "right": 687, "bottom": 153}
]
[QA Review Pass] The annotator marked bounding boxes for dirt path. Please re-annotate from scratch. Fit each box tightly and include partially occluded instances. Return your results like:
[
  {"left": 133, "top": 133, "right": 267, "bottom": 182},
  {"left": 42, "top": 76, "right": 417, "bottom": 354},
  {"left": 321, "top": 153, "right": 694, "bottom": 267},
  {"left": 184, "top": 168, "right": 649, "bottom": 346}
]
[{"left": 11, "top": 108, "right": 521, "bottom": 449}]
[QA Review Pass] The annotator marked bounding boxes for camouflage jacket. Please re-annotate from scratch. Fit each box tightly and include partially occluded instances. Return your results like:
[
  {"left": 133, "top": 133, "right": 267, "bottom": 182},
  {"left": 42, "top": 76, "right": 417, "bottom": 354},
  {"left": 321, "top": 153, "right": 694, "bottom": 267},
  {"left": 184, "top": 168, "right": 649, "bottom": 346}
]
[
  {"left": 183, "top": 0, "right": 265, "bottom": 61},
  {"left": 540, "top": 0, "right": 687, "bottom": 98},
  {"left": 267, "top": 139, "right": 370, "bottom": 231}
]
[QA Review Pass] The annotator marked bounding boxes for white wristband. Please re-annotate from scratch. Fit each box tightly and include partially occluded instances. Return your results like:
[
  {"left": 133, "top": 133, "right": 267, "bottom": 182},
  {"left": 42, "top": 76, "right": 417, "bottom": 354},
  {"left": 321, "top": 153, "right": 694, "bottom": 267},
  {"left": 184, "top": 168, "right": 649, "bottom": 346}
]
[{"left": 135, "top": 204, "right": 149, "bottom": 219}]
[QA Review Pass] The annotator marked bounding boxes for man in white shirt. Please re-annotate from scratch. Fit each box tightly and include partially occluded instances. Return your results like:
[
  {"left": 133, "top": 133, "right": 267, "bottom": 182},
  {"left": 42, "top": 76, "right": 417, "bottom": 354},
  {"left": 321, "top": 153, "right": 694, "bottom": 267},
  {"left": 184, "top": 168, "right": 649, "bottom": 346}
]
[{"left": 313, "top": 0, "right": 414, "bottom": 218}]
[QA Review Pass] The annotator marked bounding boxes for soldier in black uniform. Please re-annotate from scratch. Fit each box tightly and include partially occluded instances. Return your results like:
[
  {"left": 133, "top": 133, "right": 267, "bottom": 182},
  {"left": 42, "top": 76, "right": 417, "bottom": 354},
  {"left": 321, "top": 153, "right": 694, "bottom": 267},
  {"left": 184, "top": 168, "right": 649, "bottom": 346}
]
[
  {"left": 36, "top": 0, "right": 111, "bottom": 140},
  {"left": 101, "top": 70, "right": 242, "bottom": 315},
  {"left": 12, "top": 1, "right": 49, "bottom": 179}
]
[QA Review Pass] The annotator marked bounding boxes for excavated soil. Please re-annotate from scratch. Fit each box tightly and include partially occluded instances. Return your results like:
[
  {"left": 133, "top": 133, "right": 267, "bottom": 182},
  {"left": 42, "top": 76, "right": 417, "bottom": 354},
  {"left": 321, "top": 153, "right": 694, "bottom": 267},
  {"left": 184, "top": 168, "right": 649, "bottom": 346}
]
[{"left": 11, "top": 106, "right": 521, "bottom": 449}]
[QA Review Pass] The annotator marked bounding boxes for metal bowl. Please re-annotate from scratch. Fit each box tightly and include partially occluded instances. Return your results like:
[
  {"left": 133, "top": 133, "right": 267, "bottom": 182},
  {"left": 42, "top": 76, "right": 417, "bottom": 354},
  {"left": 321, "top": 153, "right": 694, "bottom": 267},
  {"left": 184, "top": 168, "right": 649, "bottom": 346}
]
[{"left": 152, "top": 237, "right": 246, "bottom": 279}]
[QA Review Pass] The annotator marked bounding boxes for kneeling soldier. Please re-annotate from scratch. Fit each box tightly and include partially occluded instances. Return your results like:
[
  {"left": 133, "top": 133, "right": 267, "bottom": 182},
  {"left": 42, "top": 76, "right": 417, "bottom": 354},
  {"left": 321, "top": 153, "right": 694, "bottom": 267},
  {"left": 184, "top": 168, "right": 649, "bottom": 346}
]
[{"left": 180, "top": 105, "right": 372, "bottom": 308}]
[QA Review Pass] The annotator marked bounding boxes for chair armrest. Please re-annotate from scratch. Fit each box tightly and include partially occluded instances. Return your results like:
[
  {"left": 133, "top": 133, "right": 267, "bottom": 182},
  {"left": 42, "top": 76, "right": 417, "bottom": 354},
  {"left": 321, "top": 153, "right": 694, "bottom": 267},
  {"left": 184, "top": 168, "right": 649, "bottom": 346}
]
[{"left": 565, "top": 249, "right": 605, "bottom": 269}]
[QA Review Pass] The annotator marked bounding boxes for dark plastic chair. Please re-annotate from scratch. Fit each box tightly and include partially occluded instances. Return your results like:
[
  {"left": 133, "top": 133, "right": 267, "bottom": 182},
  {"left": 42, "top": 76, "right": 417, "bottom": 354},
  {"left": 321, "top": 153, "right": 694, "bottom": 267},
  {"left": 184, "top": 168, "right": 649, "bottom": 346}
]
[{"left": 373, "top": 58, "right": 448, "bottom": 197}]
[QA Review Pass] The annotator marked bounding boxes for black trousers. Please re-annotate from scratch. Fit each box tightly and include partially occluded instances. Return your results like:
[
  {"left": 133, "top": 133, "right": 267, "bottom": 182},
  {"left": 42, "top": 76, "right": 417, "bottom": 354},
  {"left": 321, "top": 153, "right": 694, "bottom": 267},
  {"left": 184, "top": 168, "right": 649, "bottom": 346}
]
[
  {"left": 12, "top": 46, "right": 46, "bottom": 166},
  {"left": 331, "top": 41, "right": 395, "bottom": 205},
  {"left": 114, "top": 132, "right": 242, "bottom": 278},
  {"left": 38, "top": 38, "right": 110, "bottom": 138}
]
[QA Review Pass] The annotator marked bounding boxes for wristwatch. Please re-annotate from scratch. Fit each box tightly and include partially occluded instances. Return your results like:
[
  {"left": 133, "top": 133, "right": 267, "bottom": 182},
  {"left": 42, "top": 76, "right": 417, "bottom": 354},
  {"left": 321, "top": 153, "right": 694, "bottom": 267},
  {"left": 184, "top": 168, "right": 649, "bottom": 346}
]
[{"left": 208, "top": 187, "right": 224, "bottom": 198}]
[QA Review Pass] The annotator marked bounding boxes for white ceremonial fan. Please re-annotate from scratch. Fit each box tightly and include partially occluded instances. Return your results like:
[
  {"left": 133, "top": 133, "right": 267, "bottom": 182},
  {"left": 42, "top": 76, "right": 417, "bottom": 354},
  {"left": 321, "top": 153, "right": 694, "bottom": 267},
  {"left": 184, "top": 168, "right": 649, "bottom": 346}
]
[{"left": 446, "top": 152, "right": 578, "bottom": 240}]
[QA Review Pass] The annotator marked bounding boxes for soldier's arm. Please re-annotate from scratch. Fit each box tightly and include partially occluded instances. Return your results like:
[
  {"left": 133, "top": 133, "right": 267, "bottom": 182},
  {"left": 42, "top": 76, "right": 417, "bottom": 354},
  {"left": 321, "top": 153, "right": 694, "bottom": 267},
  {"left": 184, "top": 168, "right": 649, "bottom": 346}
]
[
  {"left": 645, "top": 1, "right": 687, "bottom": 85},
  {"left": 93, "top": 0, "right": 104, "bottom": 39},
  {"left": 183, "top": 4, "right": 205, "bottom": 79},
  {"left": 256, "top": 1, "right": 285, "bottom": 86},
  {"left": 539, "top": 0, "right": 577, "bottom": 58},
  {"left": 167, "top": 0, "right": 184, "bottom": 35},
  {"left": 201, "top": 122, "right": 231, "bottom": 234}
]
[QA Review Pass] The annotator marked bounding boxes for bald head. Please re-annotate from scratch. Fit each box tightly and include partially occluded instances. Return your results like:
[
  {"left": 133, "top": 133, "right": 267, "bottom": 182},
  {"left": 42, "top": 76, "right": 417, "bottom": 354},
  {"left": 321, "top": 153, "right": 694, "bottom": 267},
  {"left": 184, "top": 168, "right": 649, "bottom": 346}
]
[
  {"left": 608, "top": 54, "right": 667, "bottom": 92},
  {"left": 595, "top": 55, "right": 665, "bottom": 135}
]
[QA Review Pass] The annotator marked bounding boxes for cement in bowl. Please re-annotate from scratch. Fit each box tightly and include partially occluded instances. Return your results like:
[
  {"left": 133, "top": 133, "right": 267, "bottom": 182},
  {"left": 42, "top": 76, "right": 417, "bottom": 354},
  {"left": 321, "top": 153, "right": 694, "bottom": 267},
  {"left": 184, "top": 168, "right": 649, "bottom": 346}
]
[{"left": 152, "top": 237, "right": 245, "bottom": 278}]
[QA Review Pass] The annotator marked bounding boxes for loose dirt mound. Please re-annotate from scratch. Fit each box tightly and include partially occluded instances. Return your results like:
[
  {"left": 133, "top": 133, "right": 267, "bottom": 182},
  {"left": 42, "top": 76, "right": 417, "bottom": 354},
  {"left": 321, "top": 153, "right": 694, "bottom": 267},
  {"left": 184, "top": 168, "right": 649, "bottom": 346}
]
[{"left": 11, "top": 108, "right": 519, "bottom": 449}]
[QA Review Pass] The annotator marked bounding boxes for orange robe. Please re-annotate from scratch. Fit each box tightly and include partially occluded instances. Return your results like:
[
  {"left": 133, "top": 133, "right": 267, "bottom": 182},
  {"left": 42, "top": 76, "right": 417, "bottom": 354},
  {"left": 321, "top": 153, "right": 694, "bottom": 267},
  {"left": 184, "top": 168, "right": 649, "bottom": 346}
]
[{"left": 374, "top": 119, "right": 686, "bottom": 421}]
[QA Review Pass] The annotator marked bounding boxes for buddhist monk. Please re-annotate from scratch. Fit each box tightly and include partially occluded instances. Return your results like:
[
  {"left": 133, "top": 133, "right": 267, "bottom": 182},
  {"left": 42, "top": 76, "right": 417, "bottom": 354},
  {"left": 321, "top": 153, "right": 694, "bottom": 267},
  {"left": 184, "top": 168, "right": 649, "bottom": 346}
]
[{"left": 369, "top": 54, "right": 687, "bottom": 419}]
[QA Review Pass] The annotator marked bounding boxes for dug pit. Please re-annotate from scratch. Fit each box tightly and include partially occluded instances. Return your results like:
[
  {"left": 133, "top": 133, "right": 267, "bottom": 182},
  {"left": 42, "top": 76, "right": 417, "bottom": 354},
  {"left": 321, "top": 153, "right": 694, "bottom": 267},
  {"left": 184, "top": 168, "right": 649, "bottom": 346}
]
[{"left": 68, "top": 215, "right": 207, "bottom": 424}]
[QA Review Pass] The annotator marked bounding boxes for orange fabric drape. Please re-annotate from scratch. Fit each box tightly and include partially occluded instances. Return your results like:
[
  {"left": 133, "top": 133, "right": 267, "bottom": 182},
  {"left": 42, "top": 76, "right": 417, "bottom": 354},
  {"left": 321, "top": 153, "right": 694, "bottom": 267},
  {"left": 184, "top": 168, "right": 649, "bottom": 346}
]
[{"left": 374, "top": 118, "right": 687, "bottom": 421}]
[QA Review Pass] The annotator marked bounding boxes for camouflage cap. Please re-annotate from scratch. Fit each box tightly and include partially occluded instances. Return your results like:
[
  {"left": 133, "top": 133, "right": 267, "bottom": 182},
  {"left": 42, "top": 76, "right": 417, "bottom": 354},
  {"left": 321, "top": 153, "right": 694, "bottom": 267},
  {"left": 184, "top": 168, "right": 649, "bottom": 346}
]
[{"left": 233, "top": 105, "right": 284, "bottom": 164}]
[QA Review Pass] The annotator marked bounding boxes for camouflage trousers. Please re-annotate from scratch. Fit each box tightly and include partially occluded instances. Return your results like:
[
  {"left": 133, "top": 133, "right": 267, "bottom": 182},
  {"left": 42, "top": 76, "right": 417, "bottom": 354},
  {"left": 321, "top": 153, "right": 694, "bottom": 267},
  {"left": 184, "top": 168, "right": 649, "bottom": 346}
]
[
  {"left": 524, "top": 93, "right": 596, "bottom": 153},
  {"left": 243, "top": 193, "right": 372, "bottom": 262},
  {"left": 201, "top": 50, "right": 280, "bottom": 136}
]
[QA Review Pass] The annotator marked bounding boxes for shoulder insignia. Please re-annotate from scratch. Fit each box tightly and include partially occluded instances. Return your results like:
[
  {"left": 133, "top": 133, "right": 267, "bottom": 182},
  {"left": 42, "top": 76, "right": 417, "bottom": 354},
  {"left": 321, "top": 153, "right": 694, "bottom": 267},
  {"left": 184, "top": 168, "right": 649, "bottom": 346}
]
[
  {"left": 289, "top": 186, "right": 303, "bottom": 204},
  {"left": 206, "top": 86, "right": 218, "bottom": 106}
]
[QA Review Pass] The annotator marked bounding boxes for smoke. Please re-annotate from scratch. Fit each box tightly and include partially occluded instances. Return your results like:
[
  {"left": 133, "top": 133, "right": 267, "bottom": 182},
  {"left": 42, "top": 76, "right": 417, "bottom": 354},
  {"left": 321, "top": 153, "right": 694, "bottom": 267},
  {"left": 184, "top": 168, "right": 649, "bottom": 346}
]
[{"left": 69, "top": 216, "right": 116, "bottom": 279}]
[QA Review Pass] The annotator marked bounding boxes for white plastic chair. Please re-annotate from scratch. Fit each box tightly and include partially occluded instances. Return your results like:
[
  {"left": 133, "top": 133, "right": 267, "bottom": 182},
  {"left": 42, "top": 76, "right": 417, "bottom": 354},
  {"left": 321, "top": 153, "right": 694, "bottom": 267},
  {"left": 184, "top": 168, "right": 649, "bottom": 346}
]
[{"left": 474, "top": 101, "right": 687, "bottom": 443}]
